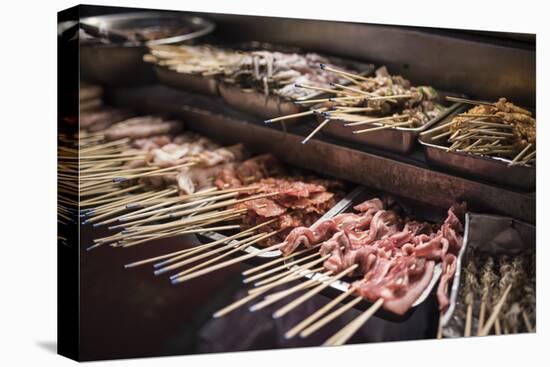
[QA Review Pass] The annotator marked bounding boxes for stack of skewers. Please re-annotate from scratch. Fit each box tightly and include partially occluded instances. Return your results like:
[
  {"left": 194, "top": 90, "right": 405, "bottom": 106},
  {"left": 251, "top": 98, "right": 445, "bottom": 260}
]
[
  {"left": 265, "top": 65, "right": 445, "bottom": 144},
  {"left": 450, "top": 252, "right": 535, "bottom": 337},
  {"left": 421, "top": 97, "right": 536, "bottom": 167},
  {"left": 210, "top": 197, "right": 466, "bottom": 346},
  {"left": 144, "top": 44, "right": 357, "bottom": 100},
  {"left": 79, "top": 108, "right": 347, "bottom": 287}
]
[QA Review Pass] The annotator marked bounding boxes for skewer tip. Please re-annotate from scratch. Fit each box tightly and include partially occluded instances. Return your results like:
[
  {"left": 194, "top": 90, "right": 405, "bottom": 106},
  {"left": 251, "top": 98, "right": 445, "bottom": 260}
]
[
  {"left": 85, "top": 243, "right": 102, "bottom": 251},
  {"left": 319, "top": 63, "right": 327, "bottom": 70},
  {"left": 113, "top": 177, "right": 128, "bottom": 183},
  {"left": 294, "top": 84, "right": 303, "bottom": 88},
  {"left": 92, "top": 223, "right": 102, "bottom": 228}
]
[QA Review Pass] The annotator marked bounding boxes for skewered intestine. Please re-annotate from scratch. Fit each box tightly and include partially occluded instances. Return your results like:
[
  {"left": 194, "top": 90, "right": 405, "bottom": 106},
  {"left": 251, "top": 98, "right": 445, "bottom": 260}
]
[{"left": 280, "top": 199, "right": 465, "bottom": 314}]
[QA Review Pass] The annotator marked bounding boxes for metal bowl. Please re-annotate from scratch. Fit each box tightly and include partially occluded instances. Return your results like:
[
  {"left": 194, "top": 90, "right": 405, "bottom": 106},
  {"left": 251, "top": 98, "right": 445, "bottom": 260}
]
[{"left": 80, "top": 12, "right": 215, "bottom": 86}]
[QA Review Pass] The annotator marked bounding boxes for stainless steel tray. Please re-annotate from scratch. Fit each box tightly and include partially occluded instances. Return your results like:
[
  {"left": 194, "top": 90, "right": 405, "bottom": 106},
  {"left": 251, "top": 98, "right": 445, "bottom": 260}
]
[
  {"left": 153, "top": 65, "right": 220, "bottom": 96},
  {"left": 80, "top": 12, "right": 215, "bottom": 86},
  {"left": 441, "top": 212, "right": 535, "bottom": 337},
  {"left": 197, "top": 185, "right": 365, "bottom": 259},
  {"left": 318, "top": 102, "right": 461, "bottom": 154},
  {"left": 283, "top": 187, "right": 445, "bottom": 321},
  {"left": 419, "top": 104, "right": 535, "bottom": 191},
  {"left": 219, "top": 58, "right": 374, "bottom": 121}
]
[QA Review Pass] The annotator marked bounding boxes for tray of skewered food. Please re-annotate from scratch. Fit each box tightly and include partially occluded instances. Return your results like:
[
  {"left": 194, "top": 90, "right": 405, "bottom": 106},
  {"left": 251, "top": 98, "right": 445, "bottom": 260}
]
[
  {"left": 418, "top": 97, "right": 536, "bottom": 191},
  {"left": 144, "top": 44, "right": 374, "bottom": 119},
  {"left": 77, "top": 109, "right": 358, "bottom": 278},
  {"left": 211, "top": 189, "right": 467, "bottom": 346},
  {"left": 440, "top": 212, "right": 535, "bottom": 337},
  {"left": 79, "top": 12, "right": 215, "bottom": 86},
  {"left": 266, "top": 65, "right": 460, "bottom": 152}
]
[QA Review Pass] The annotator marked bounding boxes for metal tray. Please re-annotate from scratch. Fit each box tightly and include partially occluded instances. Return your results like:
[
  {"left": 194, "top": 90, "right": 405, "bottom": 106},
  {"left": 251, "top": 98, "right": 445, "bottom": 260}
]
[
  {"left": 418, "top": 104, "right": 536, "bottom": 191},
  {"left": 80, "top": 12, "right": 215, "bottom": 86},
  {"left": 218, "top": 58, "right": 374, "bottom": 121},
  {"left": 197, "top": 185, "right": 365, "bottom": 260},
  {"left": 318, "top": 101, "right": 461, "bottom": 154},
  {"left": 283, "top": 187, "right": 447, "bottom": 321},
  {"left": 441, "top": 212, "right": 535, "bottom": 337},
  {"left": 153, "top": 65, "right": 220, "bottom": 96}
]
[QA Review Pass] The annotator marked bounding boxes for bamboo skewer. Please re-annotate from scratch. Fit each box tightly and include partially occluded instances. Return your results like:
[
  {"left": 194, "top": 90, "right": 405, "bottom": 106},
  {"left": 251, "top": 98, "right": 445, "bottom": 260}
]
[
  {"left": 324, "top": 298, "right": 385, "bottom": 346},
  {"left": 249, "top": 271, "right": 334, "bottom": 312},
  {"left": 167, "top": 231, "right": 280, "bottom": 279},
  {"left": 508, "top": 143, "right": 533, "bottom": 166},
  {"left": 212, "top": 266, "right": 324, "bottom": 319},
  {"left": 319, "top": 64, "right": 371, "bottom": 82},
  {"left": 109, "top": 191, "right": 278, "bottom": 228},
  {"left": 243, "top": 251, "right": 321, "bottom": 284},
  {"left": 285, "top": 286, "right": 358, "bottom": 339},
  {"left": 272, "top": 264, "right": 358, "bottom": 318},
  {"left": 250, "top": 254, "right": 330, "bottom": 289},
  {"left": 344, "top": 115, "right": 407, "bottom": 127},
  {"left": 157, "top": 231, "right": 267, "bottom": 276},
  {"left": 124, "top": 225, "right": 263, "bottom": 269},
  {"left": 465, "top": 304, "right": 473, "bottom": 337},
  {"left": 479, "top": 284, "right": 512, "bottom": 336},
  {"left": 445, "top": 96, "right": 495, "bottom": 107},
  {"left": 264, "top": 108, "right": 327, "bottom": 124},
  {"left": 242, "top": 245, "right": 318, "bottom": 276},
  {"left": 353, "top": 121, "right": 412, "bottom": 134},
  {"left": 302, "top": 119, "right": 330, "bottom": 144},
  {"left": 153, "top": 219, "right": 278, "bottom": 268},
  {"left": 171, "top": 242, "right": 285, "bottom": 284}
]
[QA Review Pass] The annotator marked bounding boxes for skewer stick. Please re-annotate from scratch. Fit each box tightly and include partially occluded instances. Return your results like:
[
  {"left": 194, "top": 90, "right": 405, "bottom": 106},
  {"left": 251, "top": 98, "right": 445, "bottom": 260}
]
[
  {"left": 249, "top": 271, "right": 334, "bottom": 312},
  {"left": 250, "top": 255, "right": 329, "bottom": 293},
  {"left": 344, "top": 115, "right": 407, "bottom": 127},
  {"left": 522, "top": 311, "right": 534, "bottom": 332},
  {"left": 171, "top": 242, "right": 285, "bottom": 284},
  {"left": 437, "top": 315, "right": 443, "bottom": 339},
  {"left": 329, "top": 82, "right": 372, "bottom": 96},
  {"left": 112, "top": 191, "right": 278, "bottom": 228},
  {"left": 479, "top": 284, "right": 512, "bottom": 336},
  {"left": 295, "top": 84, "right": 353, "bottom": 96},
  {"left": 508, "top": 143, "right": 533, "bottom": 166},
  {"left": 495, "top": 317, "right": 502, "bottom": 335},
  {"left": 242, "top": 245, "right": 318, "bottom": 276},
  {"left": 273, "top": 264, "right": 358, "bottom": 318},
  {"left": 353, "top": 121, "right": 412, "bottom": 134},
  {"left": 419, "top": 120, "right": 455, "bottom": 136},
  {"left": 120, "top": 225, "right": 242, "bottom": 248},
  {"left": 264, "top": 108, "right": 327, "bottom": 124},
  {"left": 477, "top": 301, "right": 487, "bottom": 335},
  {"left": 153, "top": 219, "right": 278, "bottom": 268},
  {"left": 324, "top": 298, "right": 384, "bottom": 346},
  {"left": 113, "top": 162, "right": 195, "bottom": 182},
  {"left": 157, "top": 231, "right": 266, "bottom": 276},
  {"left": 212, "top": 266, "right": 323, "bottom": 319},
  {"left": 445, "top": 96, "right": 495, "bottom": 107},
  {"left": 302, "top": 119, "right": 329, "bottom": 144},
  {"left": 319, "top": 64, "right": 372, "bottom": 82},
  {"left": 243, "top": 251, "right": 321, "bottom": 284},
  {"left": 285, "top": 286, "right": 358, "bottom": 339},
  {"left": 167, "top": 232, "right": 279, "bottom": 279},
  {"left": 465, "top": 304, "right": 473, "bottom": 337},
  {"left": 124, "top": 227, "right": 257, "bottom": 268}
]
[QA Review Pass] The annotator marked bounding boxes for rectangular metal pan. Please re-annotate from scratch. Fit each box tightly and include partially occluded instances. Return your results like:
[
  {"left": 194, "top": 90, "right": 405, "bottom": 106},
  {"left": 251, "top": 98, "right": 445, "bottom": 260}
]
[
  {"left": 153, "top": 65, "right": 220, "bottom": 96},
  {"left": 197, "top": 185, "right": 365, "bottom": 260},
  {"left": 218, "top": 57, "right": 374, "bottom": 121},
  {"left": 418, "top": 104, "right": 535, "bottom": 191},
  {"left": 283, "top": 186, "right": 447, "bottom": 321},
  {"left": 318, "top": 101, "right": 461, "bottom": 154},
  {"left": 440, "top": 212, "right": 535, "bottom": 337}
]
